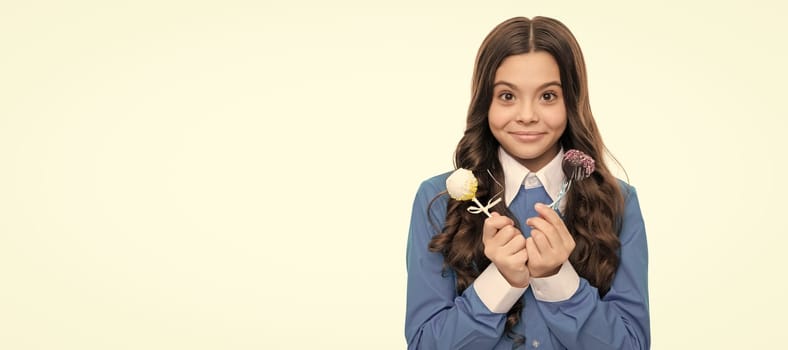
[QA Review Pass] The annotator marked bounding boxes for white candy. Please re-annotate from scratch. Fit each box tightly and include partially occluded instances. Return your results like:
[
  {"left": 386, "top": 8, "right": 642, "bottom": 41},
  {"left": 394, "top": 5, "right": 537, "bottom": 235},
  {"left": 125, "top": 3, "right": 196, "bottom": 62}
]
[{"left": 446, "top": 168, "right": 478, "bottom": 201}]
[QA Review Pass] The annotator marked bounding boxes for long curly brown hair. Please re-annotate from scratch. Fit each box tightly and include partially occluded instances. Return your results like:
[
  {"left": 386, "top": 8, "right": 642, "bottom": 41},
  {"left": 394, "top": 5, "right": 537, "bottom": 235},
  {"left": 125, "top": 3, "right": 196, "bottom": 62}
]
[{"left": 427, "top": 16, "right": 625, "bottom": 345}]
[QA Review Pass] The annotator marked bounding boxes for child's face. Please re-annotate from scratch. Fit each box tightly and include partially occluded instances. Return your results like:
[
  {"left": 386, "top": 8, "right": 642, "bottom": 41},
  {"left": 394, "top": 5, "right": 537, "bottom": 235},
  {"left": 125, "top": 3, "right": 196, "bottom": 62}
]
[{"left": 488, "top": 51, "right": 567, "bottom": 171}]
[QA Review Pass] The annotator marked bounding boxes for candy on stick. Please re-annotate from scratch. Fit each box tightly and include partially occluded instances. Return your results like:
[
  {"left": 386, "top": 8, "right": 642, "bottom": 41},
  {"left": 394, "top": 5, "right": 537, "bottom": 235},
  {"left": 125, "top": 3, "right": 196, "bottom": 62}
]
[
  {"left": 446, "top": 168, "right": 502, "bottom": 217},
  {"left": 562, "top": 149, "right": 595, "bottom": 181},
  {"left": 549, "top": 149, "right": 596, "bottom": 211}
]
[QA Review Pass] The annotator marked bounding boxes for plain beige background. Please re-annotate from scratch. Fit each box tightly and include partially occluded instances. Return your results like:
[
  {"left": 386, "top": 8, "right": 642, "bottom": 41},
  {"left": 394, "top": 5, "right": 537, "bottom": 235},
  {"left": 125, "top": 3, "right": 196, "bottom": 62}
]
[{"left": 1, "top": 1, "right": 786, "bottom": 349}]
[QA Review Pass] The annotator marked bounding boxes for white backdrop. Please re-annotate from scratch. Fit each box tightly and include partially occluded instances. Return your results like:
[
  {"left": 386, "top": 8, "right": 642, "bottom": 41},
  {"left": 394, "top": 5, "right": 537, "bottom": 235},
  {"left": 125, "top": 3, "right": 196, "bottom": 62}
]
[{"left": 1, "top": 1, "right": 786, "bottom": 349}]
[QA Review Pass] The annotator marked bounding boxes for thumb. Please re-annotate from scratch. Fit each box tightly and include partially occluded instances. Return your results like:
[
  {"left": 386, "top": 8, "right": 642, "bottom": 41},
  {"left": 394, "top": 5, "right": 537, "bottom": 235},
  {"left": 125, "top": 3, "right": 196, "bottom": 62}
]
[{"left": 483, "top": 213, "right": 500, "bottom": 242}]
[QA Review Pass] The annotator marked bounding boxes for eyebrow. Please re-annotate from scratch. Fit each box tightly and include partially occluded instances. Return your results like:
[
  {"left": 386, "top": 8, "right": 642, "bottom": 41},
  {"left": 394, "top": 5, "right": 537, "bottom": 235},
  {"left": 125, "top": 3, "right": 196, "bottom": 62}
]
[{"left": 492, "top": 80, "right": 562, "bottom": 91}]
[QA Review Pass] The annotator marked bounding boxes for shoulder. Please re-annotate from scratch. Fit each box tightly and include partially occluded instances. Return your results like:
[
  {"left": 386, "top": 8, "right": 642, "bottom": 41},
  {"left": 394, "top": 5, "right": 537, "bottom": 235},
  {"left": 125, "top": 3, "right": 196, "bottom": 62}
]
[
  {"left": 615, "top": 178, "right": 636, "bottom": 198},
  {"left": 614, "top": 178, "right": 641, "bottom": 207},
  {"left": 614, "top": 178, "right": 646, "bottom": 243},
  {"left": 416, "top": 171, "right": 453, "bottom": 197},
  {"left": 410, "top": 171, "right": 453, "bottom": 224},
  {"left": 408, "top": 171, "right": 453, "bottom": 239}
]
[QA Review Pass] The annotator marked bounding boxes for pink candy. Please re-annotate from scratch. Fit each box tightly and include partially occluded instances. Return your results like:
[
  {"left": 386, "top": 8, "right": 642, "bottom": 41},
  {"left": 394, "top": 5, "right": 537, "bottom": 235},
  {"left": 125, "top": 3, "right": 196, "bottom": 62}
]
[{"left": 562, "top": 149, "right": 595, "bottom": 180}]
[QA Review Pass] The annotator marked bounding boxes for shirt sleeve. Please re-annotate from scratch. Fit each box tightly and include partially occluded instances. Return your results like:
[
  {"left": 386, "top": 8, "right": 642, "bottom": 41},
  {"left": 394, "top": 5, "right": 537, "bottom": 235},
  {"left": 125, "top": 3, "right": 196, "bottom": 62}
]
[
  {"left": 534, "top": 185, "right": 651, "bottom": 350},
  {"left": 530, "top": 260, "right": 580, "bottom": 302},
  {"left": 474, "top": 263, "right": 528, "bottom": 313},
  {"left": 405, "top": 179, "right": 512, "bottom": 350}
]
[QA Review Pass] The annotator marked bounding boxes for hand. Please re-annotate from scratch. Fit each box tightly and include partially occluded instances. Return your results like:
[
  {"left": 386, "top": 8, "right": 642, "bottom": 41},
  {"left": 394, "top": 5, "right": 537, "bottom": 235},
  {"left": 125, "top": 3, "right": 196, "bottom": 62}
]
[
  {"left": 482, "top": 212, "right": 530, "bottom": 288},
  {"left": 525, "top": 203, "right": 576, "bottom": 278}
]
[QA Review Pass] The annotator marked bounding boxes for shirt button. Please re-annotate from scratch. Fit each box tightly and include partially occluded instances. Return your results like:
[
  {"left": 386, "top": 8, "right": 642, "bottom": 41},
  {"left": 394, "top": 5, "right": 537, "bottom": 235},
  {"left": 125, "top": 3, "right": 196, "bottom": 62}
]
[
  {"left": 531, "top": 339, "right": 540, "bottom": 348},
  {"left": 524, "top": 175, "right": 540, "bottom": 188}
]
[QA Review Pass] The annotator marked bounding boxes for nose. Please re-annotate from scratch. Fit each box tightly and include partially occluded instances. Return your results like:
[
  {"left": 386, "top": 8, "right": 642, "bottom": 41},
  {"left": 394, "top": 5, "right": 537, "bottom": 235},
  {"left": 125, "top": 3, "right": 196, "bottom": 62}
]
[{"left": 516, "top": 102, "right": 538, "bottom": 124}]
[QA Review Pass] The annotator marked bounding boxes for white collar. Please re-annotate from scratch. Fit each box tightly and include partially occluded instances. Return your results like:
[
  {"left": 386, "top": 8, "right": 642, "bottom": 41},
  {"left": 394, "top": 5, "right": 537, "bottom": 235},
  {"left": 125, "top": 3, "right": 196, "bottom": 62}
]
[{"left": 498, "top": 147, "right": 566, "bottom": 206}]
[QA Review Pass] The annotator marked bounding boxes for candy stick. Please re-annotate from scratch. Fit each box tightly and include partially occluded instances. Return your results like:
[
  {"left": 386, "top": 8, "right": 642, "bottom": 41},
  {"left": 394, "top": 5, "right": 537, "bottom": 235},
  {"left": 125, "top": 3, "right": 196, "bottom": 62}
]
[{"left": 446, "top": 168, "right": 501, "bottom": 217}]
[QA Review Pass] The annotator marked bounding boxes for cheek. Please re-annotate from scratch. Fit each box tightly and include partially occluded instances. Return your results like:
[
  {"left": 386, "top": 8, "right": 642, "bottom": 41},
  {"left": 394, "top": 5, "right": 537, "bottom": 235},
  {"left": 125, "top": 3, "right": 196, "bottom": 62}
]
[
  {"left": 544, "top": 106, "right": 568, "bottom": 131},
  {"left": 487, "top": 104, "right": 509, "bottom": 130}
]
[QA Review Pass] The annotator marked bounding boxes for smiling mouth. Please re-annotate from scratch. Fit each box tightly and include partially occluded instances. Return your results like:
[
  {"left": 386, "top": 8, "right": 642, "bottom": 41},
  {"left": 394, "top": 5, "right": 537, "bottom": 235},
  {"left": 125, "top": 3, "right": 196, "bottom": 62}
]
[{"left": 509, "top": 131, "right": 546, "bottom": 142}]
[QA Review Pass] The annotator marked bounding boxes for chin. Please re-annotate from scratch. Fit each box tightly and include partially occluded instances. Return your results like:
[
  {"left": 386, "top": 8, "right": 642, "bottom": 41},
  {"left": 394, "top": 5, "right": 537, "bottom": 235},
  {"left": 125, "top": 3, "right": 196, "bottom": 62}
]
[{"left": 509, "top": 148, "right": 549, "bottom": 160}]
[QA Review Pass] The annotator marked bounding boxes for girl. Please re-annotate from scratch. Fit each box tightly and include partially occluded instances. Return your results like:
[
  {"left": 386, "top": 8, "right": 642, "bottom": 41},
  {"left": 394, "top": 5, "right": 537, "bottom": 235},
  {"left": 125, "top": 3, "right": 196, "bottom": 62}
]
[{"left": 405, "top": 17, "right": 650, "bottom": 349}]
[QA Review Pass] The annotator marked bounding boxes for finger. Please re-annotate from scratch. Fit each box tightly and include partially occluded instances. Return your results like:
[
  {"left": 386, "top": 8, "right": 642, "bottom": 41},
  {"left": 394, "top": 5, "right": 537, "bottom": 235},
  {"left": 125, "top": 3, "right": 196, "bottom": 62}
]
[
  {"left": 526, "top": 216, "right": 564, "bottom": 249},
  {"left": 483, "top": 214, "right": 514, "bottom": 242},
  {"left": 493, "top": 225, "right": 520, "bottom": 247},
  {"left": 509, "top": 249, "right": 529, "bottom": 269},
  {"left": 484, "top": 213, "right": 515, "bottom": 231},
  {"left": 525, "top": 236, "right": 542, "bottom": 263},
  {"left": 534, "top": 203, "right": 572, "bottom": 245},
  {"left": 501, "top": 232, "right": 526, "bottom": 254},
  {"left": 534, "top": 203, "right": 569, "bottom": 231},
  {"left": 530, "top": 229, "right": 554, "bottom": 253},
  {"left": 501, "top": 247, "right": 529, "bottom": 271},
  {"left": 513, "top": 248, "right": 528, "bottom": 264}
]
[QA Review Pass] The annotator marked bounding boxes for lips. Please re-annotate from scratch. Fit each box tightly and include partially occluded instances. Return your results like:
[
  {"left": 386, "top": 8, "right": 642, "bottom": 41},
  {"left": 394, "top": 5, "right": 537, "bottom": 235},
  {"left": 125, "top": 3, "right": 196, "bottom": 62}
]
[{"left": 509, "top": 131, "right": 546, "bottom": 142}]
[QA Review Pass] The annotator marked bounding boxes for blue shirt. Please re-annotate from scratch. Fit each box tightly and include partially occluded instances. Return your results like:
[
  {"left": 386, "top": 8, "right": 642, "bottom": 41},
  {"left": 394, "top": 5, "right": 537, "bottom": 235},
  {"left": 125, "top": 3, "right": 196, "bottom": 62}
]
[{"left": 405, "top": 153, "right": 650, "bottom": 349}]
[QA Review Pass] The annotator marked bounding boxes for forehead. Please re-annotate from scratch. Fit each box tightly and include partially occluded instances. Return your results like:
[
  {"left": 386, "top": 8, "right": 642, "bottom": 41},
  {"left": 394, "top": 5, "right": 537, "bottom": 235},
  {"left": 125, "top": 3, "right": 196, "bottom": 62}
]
[{"left": 494, "top": 51, "right": 561, "bottom": 87}]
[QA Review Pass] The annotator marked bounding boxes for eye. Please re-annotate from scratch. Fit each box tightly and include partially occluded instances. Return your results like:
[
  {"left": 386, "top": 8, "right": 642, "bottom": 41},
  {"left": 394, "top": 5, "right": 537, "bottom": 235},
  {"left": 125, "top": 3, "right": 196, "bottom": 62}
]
[
  {"left": 541, "top": 91, "right": 559, "bottom": 103},
  {"left": 498, "top": 92, "right": 515, "bottom": 101}
]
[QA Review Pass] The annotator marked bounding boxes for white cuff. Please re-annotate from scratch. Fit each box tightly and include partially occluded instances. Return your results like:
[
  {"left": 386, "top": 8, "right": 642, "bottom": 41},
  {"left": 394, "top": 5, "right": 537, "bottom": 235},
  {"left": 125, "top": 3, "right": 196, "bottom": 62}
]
[
  {"left": 530, "top": 261, "right": 580, "bottom": 302},
  {"left": 473, "top": 263, "right": 528, "bottom": 313}
]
